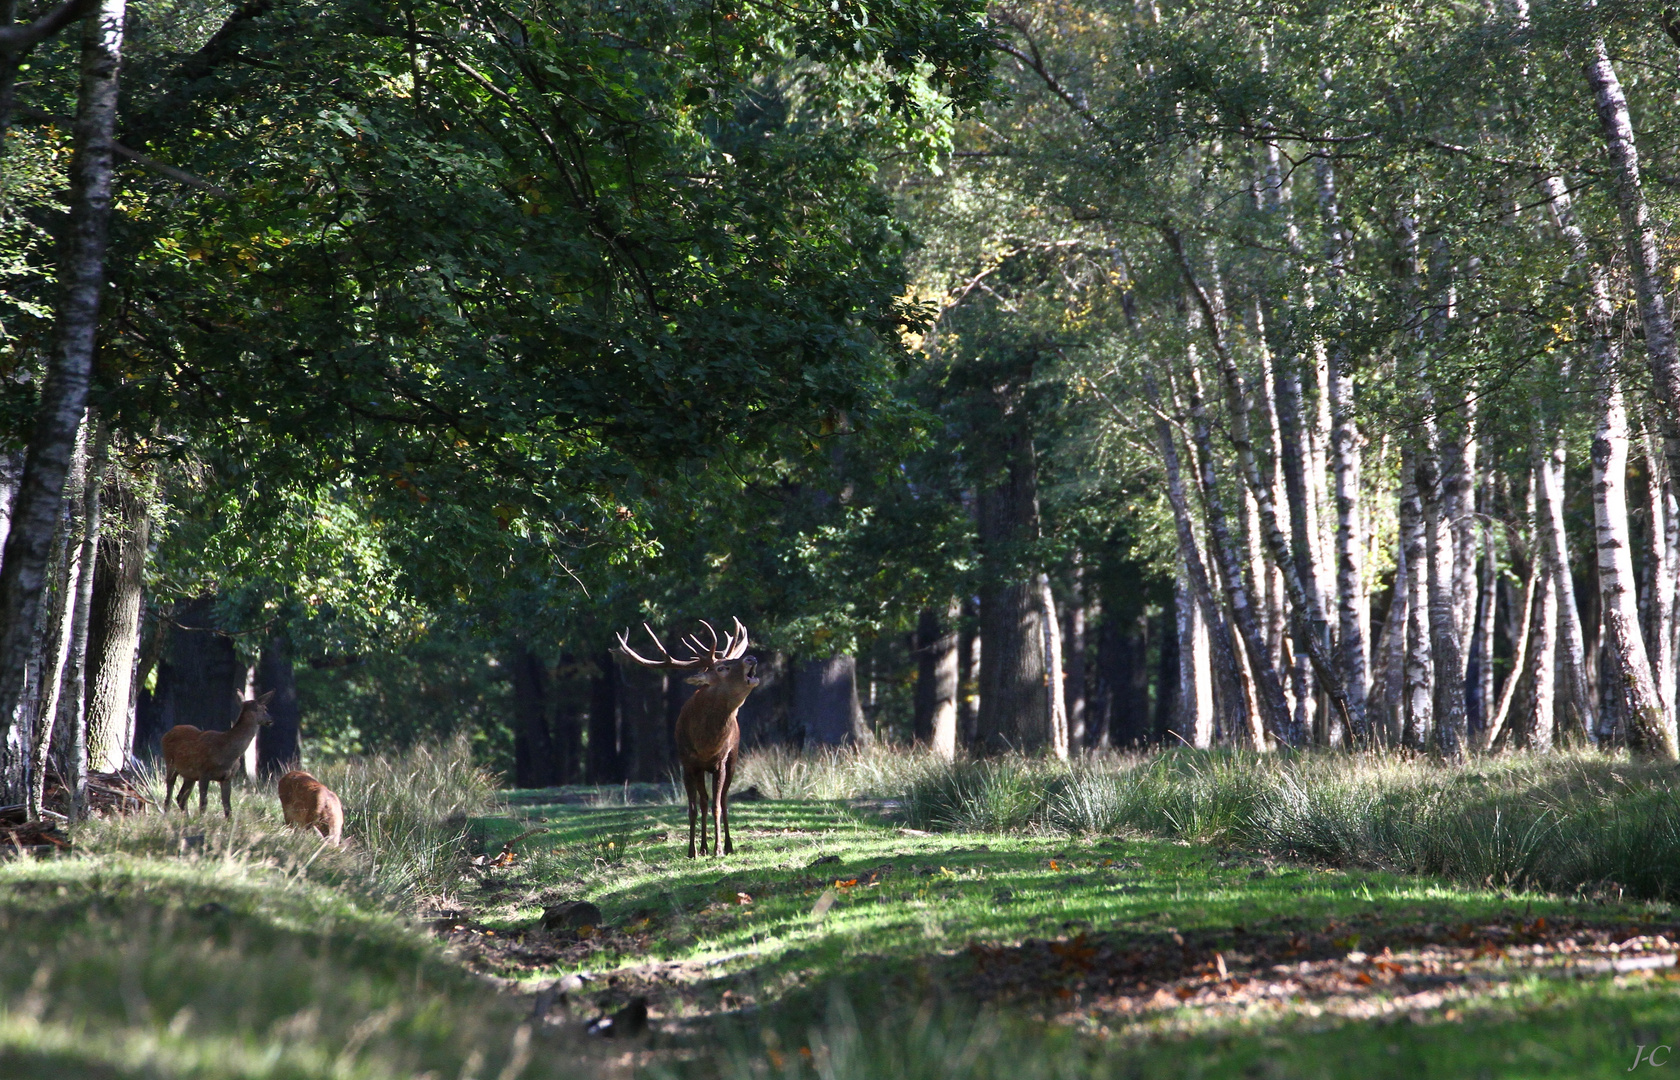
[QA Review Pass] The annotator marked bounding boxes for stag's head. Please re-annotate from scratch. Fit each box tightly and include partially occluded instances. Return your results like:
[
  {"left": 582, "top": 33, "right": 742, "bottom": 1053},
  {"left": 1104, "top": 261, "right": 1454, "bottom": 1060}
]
[{"left": 616, "top": 617, "right": 759, "bottom": 697}]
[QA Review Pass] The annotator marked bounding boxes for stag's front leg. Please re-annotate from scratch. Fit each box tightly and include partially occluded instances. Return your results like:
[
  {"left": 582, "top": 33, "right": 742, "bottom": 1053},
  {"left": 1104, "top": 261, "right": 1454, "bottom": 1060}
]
[
  {"left": 197, "top": 779, "right": 210, "bottom": 815},
  {"left": 220, "top": 779, "right": 233, "bottom": 819},
  {"left": 710, "top": 765, "right": 728, "bottom": 858},
  {"left": 684, "top": 767, "right": 702, "bottom": 859},
  {"left": 717, "top": 751, "right": 736, "bottom": 856}
]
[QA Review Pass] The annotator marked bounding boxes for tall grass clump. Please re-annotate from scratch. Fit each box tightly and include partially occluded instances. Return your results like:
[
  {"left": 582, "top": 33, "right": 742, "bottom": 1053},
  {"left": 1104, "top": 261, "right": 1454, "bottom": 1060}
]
[
  {"left": 736, "top": 744, "right": 952, "bottom": 801},
  {"left": 883, "top": 747, "right": 1680, "bottom": 900}
]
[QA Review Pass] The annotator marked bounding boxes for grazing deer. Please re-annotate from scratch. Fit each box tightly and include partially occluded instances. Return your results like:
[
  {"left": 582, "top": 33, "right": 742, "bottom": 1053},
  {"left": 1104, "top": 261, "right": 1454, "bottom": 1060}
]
[
  {"left": 277, "top": 770, "right": 344, "bottom": 844},
  {"left": 161, "top": 691, "right": 276, "bottom": 818},
  {"left": 617, "top": 618, "right": 758, "bottom": 858}
]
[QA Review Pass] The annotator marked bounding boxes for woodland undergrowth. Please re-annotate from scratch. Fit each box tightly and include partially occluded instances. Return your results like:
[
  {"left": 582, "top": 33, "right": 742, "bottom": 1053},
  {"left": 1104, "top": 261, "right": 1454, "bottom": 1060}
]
[
  {"left": 71, "top": 735, "right": 499, "bottom": 908},
  {"left": 740, "top": 745, "right": 1680, "bottom": 900}
]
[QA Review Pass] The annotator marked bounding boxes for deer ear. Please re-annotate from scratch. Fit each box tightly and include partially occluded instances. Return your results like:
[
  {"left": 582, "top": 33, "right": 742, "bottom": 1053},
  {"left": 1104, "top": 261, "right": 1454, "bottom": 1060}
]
[{"left": 257, "top": 689, "right": 277, "bottom": 706}]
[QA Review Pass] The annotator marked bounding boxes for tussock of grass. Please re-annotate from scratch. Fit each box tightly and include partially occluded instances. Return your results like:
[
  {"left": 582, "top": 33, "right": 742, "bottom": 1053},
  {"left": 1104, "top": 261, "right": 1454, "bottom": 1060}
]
[
  {"left": 78, "top": 736, "right": 498, "bottom": 906},
  {"left": 734, "top": 746, "right": 1680, "bottom": 900}
]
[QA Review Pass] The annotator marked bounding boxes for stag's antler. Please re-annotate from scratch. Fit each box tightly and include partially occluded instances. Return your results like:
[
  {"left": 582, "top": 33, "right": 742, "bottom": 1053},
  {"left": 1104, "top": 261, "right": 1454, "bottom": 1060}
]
[
  {"left": 615, "top": 623, "right": 708, "bottom": 670},
  {"left": 616, "top": 618, "right": 751, "bottom": 669}
]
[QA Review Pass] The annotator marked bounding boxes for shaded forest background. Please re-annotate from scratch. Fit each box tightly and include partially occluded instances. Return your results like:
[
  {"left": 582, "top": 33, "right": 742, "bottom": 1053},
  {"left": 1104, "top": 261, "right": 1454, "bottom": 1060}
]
[{"left": 3, "top": 0, "right": 1680, "bottom": 797}]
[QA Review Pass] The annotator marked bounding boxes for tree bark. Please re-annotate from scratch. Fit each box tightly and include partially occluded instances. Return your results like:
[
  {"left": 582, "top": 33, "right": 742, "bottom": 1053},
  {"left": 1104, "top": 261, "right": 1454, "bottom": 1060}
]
[
  {"left": 913, "top": 601, "right": 959, "bottom": 760},
  {"left": 1584, "top": 41, "right": 1680, "bottom": 492},
  {"left": 1163, "top": 227, "right": 1359, "bottom": 742},
  {"left": 1064, "top": 558, "right": 1087, "bottom": 747},
  {"left": 796, "top": 655, "right": 870, "bottom": 747},
  {"left": 586, "top": 650, "right": 622, "bottom": 783},
  {"left": 1591, "top": 375, "right": 1676, "bottom": 757},
  {"left": 57, "top": 421, "right": 104, "bottom": 816},
  {"left": 25, "top": 436, "right": 83, "bottom": 819},
  {"left": 1137, "top": 367, "right": 1275, "bottom": 747},
  {"left": 83, "top": 472, "right": 146, "bottom": 773},
  {"left": 511, "top": 646, "right": 553, "bottom": 788},
  {"left": 1421, "top": 451, "right": 1468, "bottom": 758},
  {"left": 0, "top": 0, "right": 128, "bottom": 779},
  {"left": 1400, "top": 458, "right": 1433, "bottom": 750},
  {"left": 975, "top": 413, "right": 1049, "bottom": 752},
  {"left": 1039, "top": 574, "right": 1069, "bottom": 758}
]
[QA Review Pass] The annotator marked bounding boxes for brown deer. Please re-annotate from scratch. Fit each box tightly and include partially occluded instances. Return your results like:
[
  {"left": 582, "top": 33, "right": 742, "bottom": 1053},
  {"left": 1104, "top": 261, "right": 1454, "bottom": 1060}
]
[
  {"left": 277, "top": 770, "right": 345, "bottom": 844},
  {"left": 161, "top": 691, "right": 276, "bottom": 818},
  {"left": 617, "top": 618, "right": 758, "bottom": 858}
]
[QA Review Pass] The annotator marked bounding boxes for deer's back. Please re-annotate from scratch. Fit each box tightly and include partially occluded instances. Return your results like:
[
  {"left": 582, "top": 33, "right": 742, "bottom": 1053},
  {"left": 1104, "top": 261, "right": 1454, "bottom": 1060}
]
[
  {"left": 278, "top": 771, "right": 344, "bottom": 839},
  {"left": 161, "top": 725, "right": 233, "bottom": 780}
]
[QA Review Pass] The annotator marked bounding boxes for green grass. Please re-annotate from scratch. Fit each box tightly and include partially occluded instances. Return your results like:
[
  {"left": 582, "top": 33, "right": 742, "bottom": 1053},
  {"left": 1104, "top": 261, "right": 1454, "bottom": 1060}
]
[
  {"left": 13, "top": 744, "right": 1680, "bottom": 1079},
  {"left": 468, "top": 774, "right": 1680, "bottom": 1080}
]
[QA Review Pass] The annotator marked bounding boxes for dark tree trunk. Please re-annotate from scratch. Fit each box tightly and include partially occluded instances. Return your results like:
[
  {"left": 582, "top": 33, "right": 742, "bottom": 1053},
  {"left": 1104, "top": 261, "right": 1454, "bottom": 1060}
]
[
  {"left": 913, "top": 602, "right": 959, "bottom": 758},
  {"left": 1153, "top": 596, "right": 1178, "bottom": 745},
  {"left": 551, "top": 653, "right": 585, "bottom": 785},
  {"left": 255, "top": 633, "right": 299, "bottom": 777},
  {"left": 0, "top": 0, "right": 128, "bottom": 793},
  {"left": 957, "top": 597, "right": 978, "bottom": 748},
  {"left": 166, "top": 596, "right": 245, "bottom": 734},
  {"left": 796, "top": 655, "right": 869, "bottom": 747},
  {"left": 619, "top": 660, "right": 669, "bottom": 781},
  {"left": 975, "top": 420, "right": 1048, "bottom": 753},
  {"left": 83, "top": 475, "right": 146, "bottom": 773},
  {"left": 1100, "top": 610, "right": 1152, "bottom": 749},
  {"left": 511, "top": 646, "right": 554, "bottom": 788},
  {"left": 586, "top": 650, "right": 622, "bottom": 783}
]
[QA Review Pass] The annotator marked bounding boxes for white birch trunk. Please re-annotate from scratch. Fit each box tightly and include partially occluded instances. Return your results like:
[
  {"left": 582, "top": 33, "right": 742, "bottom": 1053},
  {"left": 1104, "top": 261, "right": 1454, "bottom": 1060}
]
[
  {"left": 1585, "top": 40, "right": 1680, "bottom": 492},
  {"left": 1039, "top": 573, "right": 1068, "bottom": 760},
  {"left": 1400, "top": 457, "right": 1433, "bottom": 750},
  {"left": 1592, "top": 375, "right": 1675, "bottom": 757}
]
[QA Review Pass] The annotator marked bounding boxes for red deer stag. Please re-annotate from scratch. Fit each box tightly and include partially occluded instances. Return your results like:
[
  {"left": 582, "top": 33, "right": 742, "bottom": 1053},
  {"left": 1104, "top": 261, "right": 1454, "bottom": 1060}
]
[
  {"left": 161, "top": 691, "right": 276, "bottom": 818},
  {"left": 617, "top": 618, "right": 758, "bottom": 858}
]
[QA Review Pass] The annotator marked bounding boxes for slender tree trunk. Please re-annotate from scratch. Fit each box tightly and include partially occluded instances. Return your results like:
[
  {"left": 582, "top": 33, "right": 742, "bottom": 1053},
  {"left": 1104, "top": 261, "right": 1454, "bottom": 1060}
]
[
  {"left": 57, "top": 421, "right": 104, "bottom": 816},
  {"left": 1163, "top": 228, "right": 1358, "bottom": 740},
  {"left": 957, "top": 597, "right": 978, "bottom": 749},
  {"left": 1400, "top": 458, "right": 1433, "bottom": 750},
  {"left": 1421, "top": 448, "right": 1468, "bottom": 757},
  {"left": 1064, "top": 558, "right": 1087, "bottom": 747},
  {"left": 25, "top": 439, "right": 82, "bottom": 820},
  {"left": 83, "top": 473, "right": 147, "bottom": 772},
  {"left": 0, "top": 0, "right": 128, "bottom": 783},
  {"left": 1524, "top": 554, "right": 1557, "bottom": 751},
  {"left": 1591, "top": 374, "right": 1676, "bottom": 757},
  {"left": 1374, "top": 535, "right": 1409, "bottom": 747},
  {"left": 1470, "top": 474, "right": 1498, "bottom": 743},
  {"left": 913, "top": 601, "right": 959, "bottom": 760},
  {"left": 1585, "top": 41, "right": 1680, "bottom": 491},
  {"left": 1039, "top": 574, "right": 1069, "bottom": 758},
  {"left": 1137, "top": 370, "right": 1274, "bottom": 747},
  {"left": 1644, "top": 428, "right": 1675, "bottom": 745}
]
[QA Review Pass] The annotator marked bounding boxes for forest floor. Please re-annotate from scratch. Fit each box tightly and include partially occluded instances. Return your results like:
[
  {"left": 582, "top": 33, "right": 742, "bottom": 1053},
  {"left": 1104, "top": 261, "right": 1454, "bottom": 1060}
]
[
  {"left": 5, "top": 775, "right": 1680, "bottom": 1079},
  {"left": 459, "top": 789, "right": 1680, "bottom": 1079}
]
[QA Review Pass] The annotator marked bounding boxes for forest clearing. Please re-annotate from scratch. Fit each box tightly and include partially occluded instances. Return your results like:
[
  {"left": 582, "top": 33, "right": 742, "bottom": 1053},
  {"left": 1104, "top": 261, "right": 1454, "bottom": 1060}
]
[{"left": 8, "top": 0, "right": 1680, "bottom": 1074}]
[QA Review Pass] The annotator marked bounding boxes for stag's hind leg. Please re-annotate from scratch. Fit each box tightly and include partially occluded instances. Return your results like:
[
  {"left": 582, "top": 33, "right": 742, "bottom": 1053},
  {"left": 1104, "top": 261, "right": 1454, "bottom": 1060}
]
[
  {"left": 164, "top": 771, "right": 178, "bottom": 812},
  {"left": 220, "top": 779, "right": 233, "bottom": 819},
  {"left": 197, "top": 779, "right": 210, "bottom": 815}
]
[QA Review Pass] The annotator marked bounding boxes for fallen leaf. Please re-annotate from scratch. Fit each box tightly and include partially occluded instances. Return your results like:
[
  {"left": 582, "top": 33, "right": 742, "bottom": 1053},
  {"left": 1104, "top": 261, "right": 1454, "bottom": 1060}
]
[
  {"left": 836, "top": 878, "right": 858, "bottom": 889},
  {"left": 736, "top": 892, "right": 753, "bottom": 905}
]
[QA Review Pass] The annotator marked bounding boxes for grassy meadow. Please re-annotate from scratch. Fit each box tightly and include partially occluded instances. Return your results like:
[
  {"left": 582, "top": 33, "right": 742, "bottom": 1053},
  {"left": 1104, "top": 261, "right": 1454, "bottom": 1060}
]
[{"left": 6, "top": 746, "right": 1680, "bottom": 1077}]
